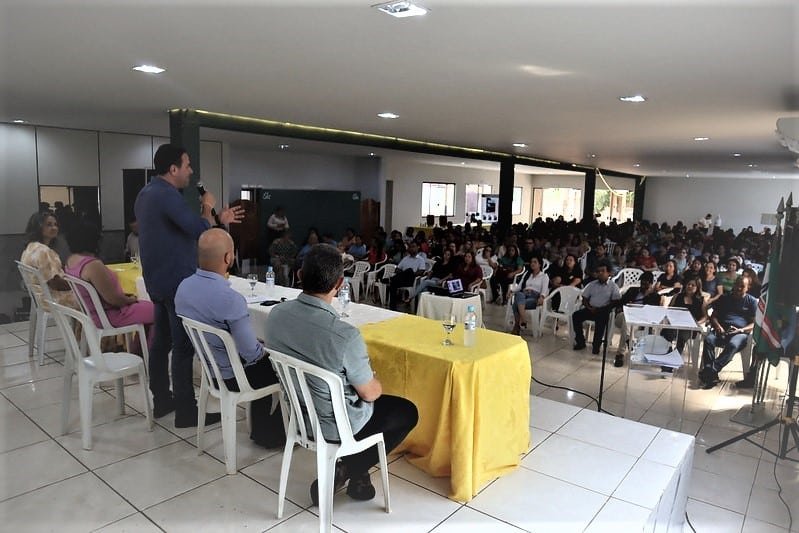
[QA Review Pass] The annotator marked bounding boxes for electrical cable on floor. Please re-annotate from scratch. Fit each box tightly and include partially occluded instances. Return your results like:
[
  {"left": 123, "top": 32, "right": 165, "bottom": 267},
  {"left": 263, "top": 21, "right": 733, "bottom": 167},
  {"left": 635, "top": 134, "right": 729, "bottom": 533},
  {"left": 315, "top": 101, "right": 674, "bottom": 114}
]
[
  {"left": 772, "top": 396, "right": 793, "bottom": 532},
  {"left": 531, "top": 375, "right": 616, "bottom": 416},
  {"left": 684, "top": 511, "right": 697, "bottom": 532}
]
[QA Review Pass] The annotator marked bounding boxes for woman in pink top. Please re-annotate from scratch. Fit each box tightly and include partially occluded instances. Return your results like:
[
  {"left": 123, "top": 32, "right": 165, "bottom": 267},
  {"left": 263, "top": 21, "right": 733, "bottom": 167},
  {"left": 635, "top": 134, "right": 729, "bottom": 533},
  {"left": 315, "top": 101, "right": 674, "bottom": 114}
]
[{"left": 64, "top": 220, "right": 154, "bottom": 349}]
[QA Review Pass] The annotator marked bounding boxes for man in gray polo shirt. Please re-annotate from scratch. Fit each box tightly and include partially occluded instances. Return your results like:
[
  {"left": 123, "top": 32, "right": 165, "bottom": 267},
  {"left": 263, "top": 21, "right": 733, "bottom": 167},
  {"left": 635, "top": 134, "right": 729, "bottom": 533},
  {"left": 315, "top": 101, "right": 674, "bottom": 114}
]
[
  {"left": 266, "top": 244, "right": 418, "bottom": 505},
  {"left": 572, "top": 262, "right": 621, "bottom": 354}
]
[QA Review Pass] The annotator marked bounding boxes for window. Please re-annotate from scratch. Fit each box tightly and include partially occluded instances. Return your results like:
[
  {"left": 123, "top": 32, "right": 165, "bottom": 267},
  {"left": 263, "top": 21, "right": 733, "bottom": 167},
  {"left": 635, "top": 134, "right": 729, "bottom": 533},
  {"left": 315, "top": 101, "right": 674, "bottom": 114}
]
[
  {"left": 512, "top": 187, "right": 523, "bottom": 215},
  {"left": 422, "top": 182, "right": 456, "bottom": 217},
  {"left": 465, "top": 184, "right": 492, "bottom": 216}
]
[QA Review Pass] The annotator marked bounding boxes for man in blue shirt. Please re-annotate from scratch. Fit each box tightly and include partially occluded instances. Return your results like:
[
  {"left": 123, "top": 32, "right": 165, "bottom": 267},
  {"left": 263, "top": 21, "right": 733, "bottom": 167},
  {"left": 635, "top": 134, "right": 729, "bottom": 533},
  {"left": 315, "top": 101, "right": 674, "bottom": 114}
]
[
  {"left": 699, "top": 277, "right": 757, "bottom": 389},
  {"left": 135, "top": 144, "right": 242, "bottom": 427},
  {"left": 572, "top": 263, "right": 621, "bottom": 354},
  {"left": 176, "top": 229, "right": 284, "bottom": 447}
]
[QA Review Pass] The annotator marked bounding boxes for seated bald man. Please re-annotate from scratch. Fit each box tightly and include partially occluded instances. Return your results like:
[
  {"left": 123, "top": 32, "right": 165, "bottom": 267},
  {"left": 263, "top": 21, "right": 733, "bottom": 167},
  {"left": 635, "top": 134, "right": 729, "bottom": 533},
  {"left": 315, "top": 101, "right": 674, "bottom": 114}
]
[{"left": 175, "top": 228, "right": 285, "bottom": 448}]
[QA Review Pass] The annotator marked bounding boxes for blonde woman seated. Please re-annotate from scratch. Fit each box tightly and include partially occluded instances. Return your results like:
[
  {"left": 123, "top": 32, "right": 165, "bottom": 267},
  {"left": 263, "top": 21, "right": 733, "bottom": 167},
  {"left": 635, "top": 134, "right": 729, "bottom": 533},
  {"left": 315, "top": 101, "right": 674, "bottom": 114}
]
[
  {"left": 510, "top": 257, "right": 549, "bottom": 335},
  {"left": 20, "top": 212, "right": 78, "bottom": 309},
  {"left": 64, "top": 220, "right": 154, "bottom": 352}
]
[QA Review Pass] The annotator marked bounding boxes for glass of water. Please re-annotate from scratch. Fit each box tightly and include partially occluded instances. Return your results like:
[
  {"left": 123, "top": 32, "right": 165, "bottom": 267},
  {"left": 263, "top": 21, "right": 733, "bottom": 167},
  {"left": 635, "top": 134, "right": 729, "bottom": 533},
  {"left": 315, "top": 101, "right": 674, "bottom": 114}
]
[
  {"left": 442, "top": 314, "right": 456, "bottom": 346},
  {"left": 247, "top": 274, "right": 258, "bottom": 297}
]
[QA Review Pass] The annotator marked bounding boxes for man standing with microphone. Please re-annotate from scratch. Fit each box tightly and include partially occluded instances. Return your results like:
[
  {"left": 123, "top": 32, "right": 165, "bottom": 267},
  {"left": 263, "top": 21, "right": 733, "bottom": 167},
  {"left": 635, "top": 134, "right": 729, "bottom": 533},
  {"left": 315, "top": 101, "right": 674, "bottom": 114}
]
[{"left": 135, "top": 144, "right": 243, "bottom": 427}]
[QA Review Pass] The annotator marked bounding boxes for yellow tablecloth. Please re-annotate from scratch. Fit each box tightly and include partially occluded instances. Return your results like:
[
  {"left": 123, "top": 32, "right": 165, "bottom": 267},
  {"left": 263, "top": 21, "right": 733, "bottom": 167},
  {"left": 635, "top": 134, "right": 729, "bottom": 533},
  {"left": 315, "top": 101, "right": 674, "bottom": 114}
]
[
  {"left": 107, "top": 262, "right": 142, "bottom": 295},
  {"left": 360, "top": 314, "right": 531, "bottom": 502}
]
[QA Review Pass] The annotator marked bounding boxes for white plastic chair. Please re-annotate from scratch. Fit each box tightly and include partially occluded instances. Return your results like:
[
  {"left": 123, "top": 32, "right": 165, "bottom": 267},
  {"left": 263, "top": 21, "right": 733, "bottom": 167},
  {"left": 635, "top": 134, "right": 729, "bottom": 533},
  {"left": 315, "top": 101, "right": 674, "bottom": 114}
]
[
  {"left": 540, "top": 286, "right": 582, "bottom": 339},
  {"left": 579, "top": 246, "right": 590, "bottom": 273},
  {"left": 16, "top": 261, "right": 55, "bottom": 365},
  {"left": 612, "top": 268, "right": 644, "bottom": 289},
  {"left": 478, "top": 265, "right": 494, "bottom": 307},
  {"left": 49, "top": 301, "right": 152, "bottom": 450},
  {"left": 365, "top": 261, "right": 390, "bottom": 303},
  {"left": 541, "top": 258, "right": 550, "bottom": 272},
  {"left": 348, "top": 261, "right": 371, "bottom": 302},
  {"left": 269, "top": 350, "right": 390, "bottom": 533},
  {"left": 180, "top": 316, "right": 282, "bottom": 475},
  {"left": 64, "top": 273, "right": 150, "bottom": 375},
  {"left": 375, "top": 264, "right": 397, "bottom": 307}
]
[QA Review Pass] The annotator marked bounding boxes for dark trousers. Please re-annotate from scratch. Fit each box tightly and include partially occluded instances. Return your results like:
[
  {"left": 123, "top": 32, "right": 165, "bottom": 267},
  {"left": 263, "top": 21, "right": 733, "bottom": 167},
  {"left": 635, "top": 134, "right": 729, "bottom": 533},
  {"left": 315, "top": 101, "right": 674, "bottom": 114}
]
[
  {"left": 342, "top": 395, "right": 418, "bottom": 476},
  {"left": 388, "top": 270, "right": 418, "bottom": 310},
  {"left": 223, "top": 356, "right": 285, "bottom": 445},
  {"left": 490, "top": 273, "right": 513, "bottom": 303},
  {"left": 150, "top": 297, "right": 195, "bottom": 413},
  {"left": 572, "top": 307, "right": 612, "bottom": 348}
]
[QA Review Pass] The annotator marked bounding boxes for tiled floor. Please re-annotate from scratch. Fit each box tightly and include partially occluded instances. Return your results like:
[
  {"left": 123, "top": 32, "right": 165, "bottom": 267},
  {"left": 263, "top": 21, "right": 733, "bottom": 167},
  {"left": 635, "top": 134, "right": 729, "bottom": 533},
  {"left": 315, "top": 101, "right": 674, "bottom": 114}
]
[{"left": 1, "top": 304, "right": 797, "bottom": 532}]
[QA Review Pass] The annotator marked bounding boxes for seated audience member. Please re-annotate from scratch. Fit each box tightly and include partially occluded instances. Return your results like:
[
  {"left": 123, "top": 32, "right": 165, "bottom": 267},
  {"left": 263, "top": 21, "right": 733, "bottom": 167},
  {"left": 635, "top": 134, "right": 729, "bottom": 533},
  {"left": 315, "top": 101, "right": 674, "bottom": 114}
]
[
  {"left": 269, "top": 230, "right": 298, "bottom": 286},
  {"left": 614, "top": 271, "right": 661, "bottom": 365},
  {"left": 673, "top": 249, "right": 689, "bottom": 274},
  {"left": 476, "top": 245, "right": 498, "bottom": 270},
  {"left": 490, "top": 244, "right": 524, "bottom": 305},
  {"left": 348, "top": 234, "right": 368, "bottom": 260},
  {"left": 510, "top": 257, "right": 549, "bottom": 335},
  {"left": 741, "top": 267, "right": 762, "bottom": 298},
  {"left": 366, "top": 238, "right": 387, "bottom": 266},
  {"left": 296, "top": 231, "right": 319, "bottom": 268},
  {"left": 64, "top": 220, "right": 154, "bottom": 350},
  {"left": 699, "top": 277, "right": 756, "bottom": 389},
  {"left": 662, "top": 277, "right": 706, "bottom": 354},
  {"left": 388, "top": 242, "right": 428, "bottom": 310},
  {"left": 634, "top": 248, "right": 658, "bottom": 271},
  {"left": 125, "top": 218, "right": 140, "bottom": 260},
  {"left": 450, "top": 250, "right": 483, "bottom": 291},
  {"left": 702, "top": 260, "right": 723, "bottom": 303},
  {"left": 175, "top": 229, "right": 285, "bottom": 448},
  {"left": 655, "top": 259, "right": 682, "bottom": 296},
  {"left": 584, "top": 243, "right": 614, "bottom": 281},
  {"left": 519, "top": 237, "right": 539, "bottom": 266},
  {"left": 681, "top": 257, "right": 704, "bottom": 285},
  {"left": 21, "top": 212, "right": 78, "bottom": 309},
  {"left": 339, "top": 228, "right": 355, "bottom": 250},
  {"left": 416, "top": 248, "right": 455, "bottom": 296},
  {"left": 572, "top": 263, "right": 621, "bottom": 355},
  {"left": 716, "top": 257, "right": 741, "bottom": 294},
  {"left": 548, "top": 253, "right": 583, "bottom": 311},
  {"left": 266, "top": 244, "right": 418, "bottom": 504}
]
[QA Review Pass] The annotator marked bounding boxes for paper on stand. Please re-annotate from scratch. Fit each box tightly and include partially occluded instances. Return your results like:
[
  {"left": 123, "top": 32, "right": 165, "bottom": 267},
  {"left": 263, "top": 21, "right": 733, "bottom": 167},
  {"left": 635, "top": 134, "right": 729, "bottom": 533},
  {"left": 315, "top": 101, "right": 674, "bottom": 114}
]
[{"left": 643, "top": 349, "right": 684, "bottom": 368}]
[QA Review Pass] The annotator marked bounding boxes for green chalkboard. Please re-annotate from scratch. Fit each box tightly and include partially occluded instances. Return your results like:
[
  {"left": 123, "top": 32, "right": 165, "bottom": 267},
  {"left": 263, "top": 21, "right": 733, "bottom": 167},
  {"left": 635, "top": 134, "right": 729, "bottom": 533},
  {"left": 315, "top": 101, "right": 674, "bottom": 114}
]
[{"left": 256, "top": 189, "right": 361, "bottom": 260}]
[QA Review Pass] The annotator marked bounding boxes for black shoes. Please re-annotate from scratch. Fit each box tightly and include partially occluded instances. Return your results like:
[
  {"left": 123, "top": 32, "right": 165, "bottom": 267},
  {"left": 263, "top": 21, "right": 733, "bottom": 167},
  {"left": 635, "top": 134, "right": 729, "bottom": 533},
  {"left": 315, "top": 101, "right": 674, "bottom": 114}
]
[
  {"left": 346, "top": 473, "right": 376, "bottom": 501},
  {"left": 573, "top": 342, "right": 586, "bottom": 351},
  {"left": 153, "top": 396, "right": 175, "bottom": 419},
  {"left": 591, "top": 345, "right": 601, "bottom": 355},
  {"left": 251, "top": 433, "right": 286, "bottom": 449},
  {"left": 614, "top": 355, "right": 624, "bottom": 367},
  {"left": 735, "top": 375, "right": 755, "bottom": 389},
  {"left": 310, "top": 462, "right": 350, "bottom": 506},
  {"left": 698, "top": 368, "right": 720, "bottom": 390},
  {"left": 174, "top": 410, "right": 222, "bottom": 428}
]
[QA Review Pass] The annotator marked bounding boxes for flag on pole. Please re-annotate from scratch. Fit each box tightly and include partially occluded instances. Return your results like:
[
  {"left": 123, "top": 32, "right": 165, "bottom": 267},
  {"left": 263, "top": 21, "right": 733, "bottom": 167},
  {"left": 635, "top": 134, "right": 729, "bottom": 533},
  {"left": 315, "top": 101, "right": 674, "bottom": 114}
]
[{"left": 752, "top": 198, "right": 796, "bottom": 365}]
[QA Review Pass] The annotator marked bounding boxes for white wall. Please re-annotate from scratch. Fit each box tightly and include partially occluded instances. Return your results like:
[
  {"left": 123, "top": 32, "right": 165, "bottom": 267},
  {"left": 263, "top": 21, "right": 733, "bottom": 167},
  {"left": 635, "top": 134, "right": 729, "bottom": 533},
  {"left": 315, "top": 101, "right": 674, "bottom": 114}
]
[
  {"left": 0, "top": 124, "right": 224, "bottom": 234},
  {"left": 643, "top": 176, "right": 799, "bottom": 231},
  {"left": 225, "top": 146, "right": 380, "bottom": 200},
  {"left": 0, "top": 125, "right": 39, "bottom": 234}
]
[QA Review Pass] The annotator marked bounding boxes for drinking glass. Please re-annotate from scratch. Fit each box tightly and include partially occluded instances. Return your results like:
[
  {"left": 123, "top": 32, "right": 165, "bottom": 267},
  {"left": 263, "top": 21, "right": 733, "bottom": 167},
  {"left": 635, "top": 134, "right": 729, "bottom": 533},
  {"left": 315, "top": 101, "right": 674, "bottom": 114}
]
[
  {"left": 247, "top": 274, "right": 258, "bottom": 296},
  {"left": 442, "top": 314, "right": 456, "bottom": 346}
]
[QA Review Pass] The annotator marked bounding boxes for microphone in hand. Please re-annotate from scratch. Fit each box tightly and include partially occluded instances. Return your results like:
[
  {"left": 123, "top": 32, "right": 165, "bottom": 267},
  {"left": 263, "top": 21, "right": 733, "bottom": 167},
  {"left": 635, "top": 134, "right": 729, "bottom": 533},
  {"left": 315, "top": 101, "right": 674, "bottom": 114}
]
[{"left": 196, "top": 181, "right": 217, "bottom": 216}]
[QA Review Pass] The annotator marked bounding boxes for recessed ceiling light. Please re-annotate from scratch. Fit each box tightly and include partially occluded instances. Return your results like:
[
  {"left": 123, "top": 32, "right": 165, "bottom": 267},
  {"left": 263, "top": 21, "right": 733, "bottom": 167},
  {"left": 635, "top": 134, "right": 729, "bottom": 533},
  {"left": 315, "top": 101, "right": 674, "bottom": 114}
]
[
  {"left": 12, "top": 119, "right": 27, "bottom": 124},
  {"left": 748, "top": 163, "right": 758, "bottom": 168},
  {"left": 588, "top": 153, "right": 597, "bottom": 158},
  {"left": 693, "top": 137, "right": 710, "bottom": 141},
  {"left": 373, "top": 1, "right": 427, "bottom": 18},
  {"left": 132, "top": 64, "right": 166, "bottom": 74},
  {"left": 772, "top": 175, "right": 777, "bottom": 179},
  {"left": 732, "top": 153, "right": 742, "bottom": 157},
  {"left": 619, "top": 95, "right": 647, "bottom": 103},
  {"left": 377, "top": 112, "right": 399, "bottom": 119},
  {"left": 278, "top": 144, "right": 290, "bottom": 150},
  {"left": 685, "top": 174, "right": 691, "bottom": 178},
  {"left": 512, "top": 143, "right": 528, "bottom": 148},
  {"left": 632, "top": 163, "right": 641, "bottom": 167},
  {"left": 368, "top": 152, "right": 376, "bottom": 157},
  {"left": 520, "top": 64, "right": 571, "bottom": 77},
  {"left": 460, "top": 162, "right": 466, "bottom": 165}
]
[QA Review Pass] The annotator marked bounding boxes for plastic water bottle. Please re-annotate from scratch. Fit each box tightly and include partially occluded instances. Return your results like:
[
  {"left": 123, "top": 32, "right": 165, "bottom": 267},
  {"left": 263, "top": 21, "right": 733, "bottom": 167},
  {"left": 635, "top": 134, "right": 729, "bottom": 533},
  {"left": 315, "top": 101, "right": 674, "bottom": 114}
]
[
  {"left": 265, "top": 266, "right": 275, "bottom": 293},
  {"left": 339, "top": 277, "right": 351, "bottom": 317},
  {"left": 464, "top": 304, "right": 477, "bottom": 347}
]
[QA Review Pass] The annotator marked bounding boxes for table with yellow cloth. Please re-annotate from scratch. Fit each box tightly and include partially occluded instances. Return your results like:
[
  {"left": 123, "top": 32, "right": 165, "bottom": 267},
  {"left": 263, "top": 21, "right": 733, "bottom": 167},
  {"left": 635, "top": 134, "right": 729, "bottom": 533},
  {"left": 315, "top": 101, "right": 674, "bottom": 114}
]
[
  {"left": 106, "top": 262, "right": 149, "bottom": 300},
  {"left": 359, "top": 314, "right": 530, "bottom": 502}
]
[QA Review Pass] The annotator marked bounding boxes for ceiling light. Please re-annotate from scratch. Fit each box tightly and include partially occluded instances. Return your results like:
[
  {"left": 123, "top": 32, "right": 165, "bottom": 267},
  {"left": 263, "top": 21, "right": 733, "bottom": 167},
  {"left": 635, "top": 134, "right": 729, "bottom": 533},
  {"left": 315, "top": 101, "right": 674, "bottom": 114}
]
[
  {"left": 12, "top": 119, "right": 27, "bottom": 124},
  {"left": 588, "top": 153, "right": 597, "bottom": 158},
  {"left": 132, "top": 64, "right": 166, "bottom": 74},
  {"left": 520, "top": 65, "right": 571, "bottom": 77},
  {"left": 460, "top": 162, "right": 466, "bottom": 165},
  {"left": 748, "top": 163, "right": 758, "bottom": 168},
  {"left": 693, "top": 137, "right": 710, "bottom": 141},
  {"left": 377, "top": 112, "right": 399, "bottom": 119},
  {"left": 373, "top": 1, "right": 427, "bottom": 18},
  {"left": 685, "top": 174, "right": 691, "bottom": 178},
  {"left": 632, "top": 163, "right": 640, "bottom": 168},
  {"left": 368, "top": 152, "right": 376, "bottom": 157},
  {"left": 278, "top": 144, "right": 290, "bottom": 150},
  {"left": 619, "top": 95, "right": 647, "bottom": 103},
  {"left": 732, "top": 153, "right": 742, "bottom": 157},
  {"left": 512, "top": 143, "right": 528, "bottom": 148}
]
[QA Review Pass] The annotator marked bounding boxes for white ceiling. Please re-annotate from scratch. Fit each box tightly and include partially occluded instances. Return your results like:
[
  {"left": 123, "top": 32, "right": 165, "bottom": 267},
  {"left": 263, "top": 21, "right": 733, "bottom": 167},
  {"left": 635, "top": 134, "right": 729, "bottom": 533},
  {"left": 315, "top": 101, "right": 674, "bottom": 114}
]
[{"left": 2, "top": 0, "right": 798, "bottom": 179}]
